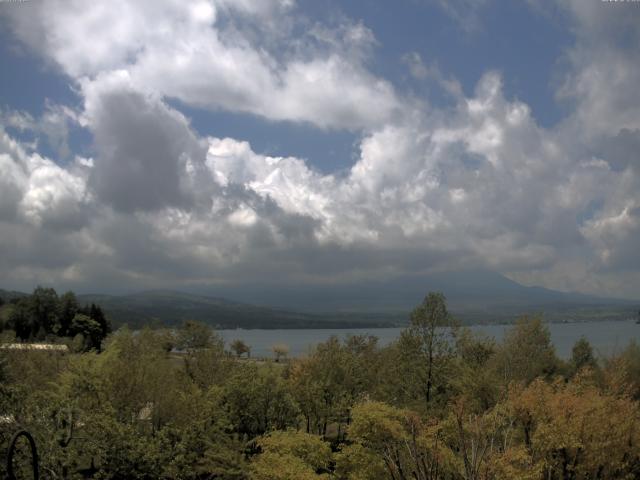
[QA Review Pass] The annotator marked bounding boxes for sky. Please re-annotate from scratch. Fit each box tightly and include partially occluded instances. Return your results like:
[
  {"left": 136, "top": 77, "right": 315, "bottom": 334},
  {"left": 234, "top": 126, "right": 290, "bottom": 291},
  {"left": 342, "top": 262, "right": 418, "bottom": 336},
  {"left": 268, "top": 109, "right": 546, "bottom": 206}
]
[{"left": 0, "top": 0, "right": 640, "bottom": 301}]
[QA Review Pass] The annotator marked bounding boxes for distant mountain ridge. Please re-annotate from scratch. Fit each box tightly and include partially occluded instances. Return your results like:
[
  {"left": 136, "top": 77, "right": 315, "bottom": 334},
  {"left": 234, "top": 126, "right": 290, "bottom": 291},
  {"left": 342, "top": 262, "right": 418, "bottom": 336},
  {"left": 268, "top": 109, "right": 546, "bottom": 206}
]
[
  {"left": 75, "top": 290, "right": 400, "bottom": 329},
  {"left": 3, "top": 288, "right": 398, "bottom": 329},
  {"left": 201, "top": 269, "right": 635, "bottom": 314},
  {"left": 0, "top": 289, "right": 29, "bottom": 302},
  {"left": 2, "top": 270, "right": 637, "bottom": 328}
]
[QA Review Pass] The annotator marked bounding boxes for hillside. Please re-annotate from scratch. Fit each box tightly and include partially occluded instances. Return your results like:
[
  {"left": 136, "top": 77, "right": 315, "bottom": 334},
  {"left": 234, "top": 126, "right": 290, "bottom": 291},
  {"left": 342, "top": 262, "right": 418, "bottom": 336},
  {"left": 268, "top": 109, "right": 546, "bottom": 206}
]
[
  {"left": 3, "top": 269, "right": 638, "bottom": 329},
  {"left": 0, "top": 288, "right": 28, "bottom": 303},
  {"left": 76, "top": 290, "right": 400, "bottom": 329},
  {"left": 199, "top": 270, "right": 637, "bottom": 322}
]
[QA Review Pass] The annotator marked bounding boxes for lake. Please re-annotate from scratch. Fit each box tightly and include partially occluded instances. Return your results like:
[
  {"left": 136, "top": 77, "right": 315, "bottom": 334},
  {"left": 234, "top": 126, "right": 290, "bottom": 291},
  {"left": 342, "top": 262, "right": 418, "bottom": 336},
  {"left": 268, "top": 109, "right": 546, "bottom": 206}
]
[{"left": 219, "top": 319, "right": 640, "bottom": 359}]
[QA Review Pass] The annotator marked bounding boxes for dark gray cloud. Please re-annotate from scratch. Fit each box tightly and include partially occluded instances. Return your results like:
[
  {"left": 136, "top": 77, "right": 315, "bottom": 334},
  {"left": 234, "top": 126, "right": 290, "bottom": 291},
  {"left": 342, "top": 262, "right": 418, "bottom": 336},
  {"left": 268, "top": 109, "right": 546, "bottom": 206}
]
[{"left": 88, "top": 86, "right": 206, "bottom": 213}]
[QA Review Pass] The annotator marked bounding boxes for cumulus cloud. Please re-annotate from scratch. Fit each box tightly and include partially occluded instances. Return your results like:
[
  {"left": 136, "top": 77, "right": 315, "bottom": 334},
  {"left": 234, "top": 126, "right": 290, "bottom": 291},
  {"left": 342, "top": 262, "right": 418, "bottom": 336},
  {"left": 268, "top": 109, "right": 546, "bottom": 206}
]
[
  {"left": 0, "top": 124, "right": 90, "bottom": 227},
  {"left": 0, "top": 0, "right": 640, "bottom": 299},
  {"left": 0, "top": 152, "right": 26, "bottom": 221},
  {"left": 80, "top": 72, "right": 207, "bottom": 213},
  {"left": 0, "top": 122, "right": 96, "bottom": 292},
  {"left": 3, "top": 0, "right": 402, "bottom": 131},
  {"left": 1, "top": 103, "right": 79, "bottom": 160},
  {"left": 547, "top": 1, "right": 640, "bottom": 284}
]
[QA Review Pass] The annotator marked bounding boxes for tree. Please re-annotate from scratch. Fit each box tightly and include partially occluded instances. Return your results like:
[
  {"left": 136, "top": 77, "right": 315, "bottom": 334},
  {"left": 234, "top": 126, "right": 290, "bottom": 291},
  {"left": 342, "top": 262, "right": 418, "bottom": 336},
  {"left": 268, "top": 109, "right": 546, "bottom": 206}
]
[
  {"left": 158, "top": 417, "right": 247, "bottom": 479},
  {"left": 69, "top": 314, "right": 103, "bottom": 351},
  {"left": 2, "top": 288, "right": 108, "bottom": 345},
  {"left": 175, "top": 324, "right": 228, "bottom": 389},
  {"left": 347, "top": 401, "right": 457, "bottom": 480},
  {"left": 251, "top": 430, "right": 332, "bottom": 480},
  {"left": 29, "top": 286, "right": 60, "bottom": 337},
  {"left": 570, "top": 336, "right": 597, "bottom": 375},
  {"left": 230, "top": 339, "right": 251, "bottom": 358},
  {"left": 334, "top": 443, "right": 388, "bottom": 480},
  {"left": 7, "top": 300, "right": 32, "bottom": 341},
  {"left": 57, "top": 291, "right": 78, "bottom": 337},
  {"left": 400, "top": 292, "right": 457, "bottom": 407},
  {"left": 603, "top": 340, "right": 640, "bottom": 399},
  {"left": 182, "top": 338, "right": 231, "bottom": 390},
  {"left": 449, "top": 397, "right": 506, "bottom": 480},
  {"left": 451, "top": 328, "right": 500, "bottom": 413},
  {"left": 177, "top": 320, "right": 214, "bottom": 351},
  {"left": 223, "top": 363, "right": 299, "bottom": 437},
  {"left": 288, "top": 336, "right": 379, "bottom": 437},
  {"left": 500, "top": 378, "right": 640, "bottom": 479},
  {"left": 88, "top": 303, "right": 111, "bottom": 338},
  {"left": 272, "top": 343, "right": 290, "bottom": 362},
  {"left": 496, "top": 316, "right": 558, "bottom": 386}
]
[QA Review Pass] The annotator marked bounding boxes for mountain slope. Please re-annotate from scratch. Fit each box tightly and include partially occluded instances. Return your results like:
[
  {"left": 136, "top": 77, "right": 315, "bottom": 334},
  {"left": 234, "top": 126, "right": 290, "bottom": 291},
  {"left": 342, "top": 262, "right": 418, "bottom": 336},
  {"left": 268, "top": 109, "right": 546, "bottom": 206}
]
[
  {"left": 3, "top": 270, "right": 637, "bottom": 329},
  {"left": 205, "top": 269, "right": 633, "bottom": 313},
  {"left": 0, "top": 288, "right": 29, "bottom": 303},
  {"left": 77, "top": 290, "right": 399, "bottom": 329}
]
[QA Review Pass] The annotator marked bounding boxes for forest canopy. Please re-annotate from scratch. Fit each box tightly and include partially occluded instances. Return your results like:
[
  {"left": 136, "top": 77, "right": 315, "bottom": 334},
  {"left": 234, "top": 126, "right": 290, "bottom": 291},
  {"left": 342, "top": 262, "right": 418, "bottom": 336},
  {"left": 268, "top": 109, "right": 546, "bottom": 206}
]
[
  {"left": 0, "top": 287, "right": 111, "bottom": 351},
  {"left": 2, "top": 293, "right": 640, "bottom": 479}
]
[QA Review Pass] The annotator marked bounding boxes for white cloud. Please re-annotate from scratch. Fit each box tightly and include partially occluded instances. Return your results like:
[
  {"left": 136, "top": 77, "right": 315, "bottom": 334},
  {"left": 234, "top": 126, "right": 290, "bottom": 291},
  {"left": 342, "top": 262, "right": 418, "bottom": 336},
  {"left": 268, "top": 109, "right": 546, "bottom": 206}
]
[
  {"left": 20, "top": 156, "right": 89, "bottom": 228},
  {"left": 0, "top": 153, "right": 27, "bottom": 220},
  {"left": 4, "top": 0, "right": 401, "bottom": 131},
  {"left": 1, "top": 103, "right": 79, "bottom": 159},
  {"left": 0, "top": 0, "right": 640, "bottom": 299},
  {"left": 1, "top": 62, "right": 638, "bottom": 296},
  {"left": 0, "top": 123, "right": 90, "bottom": 229},
  {"left": 549, "top": 0, "right": 640, "bottom": 281},
  {"left": 431, "top": 0, "right": 490, "bottom": 32}
]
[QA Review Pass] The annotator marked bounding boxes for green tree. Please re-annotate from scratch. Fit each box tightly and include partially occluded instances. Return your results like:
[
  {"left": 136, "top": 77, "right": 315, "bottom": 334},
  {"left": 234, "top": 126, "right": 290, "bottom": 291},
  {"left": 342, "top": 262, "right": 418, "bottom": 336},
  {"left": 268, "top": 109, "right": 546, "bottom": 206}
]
[
  {"left": 29, "top": 286, "right": 60, "bottom": 338},
  {"left": 70, "top": 313, "right": 103, "bottom": 351},
  {"left": 452, "top": 328, "right": 500, "bottom": 412},
  {"left": 399, "top": 292, "right": 457, "bottom": 407},
  {"left": 159, "top": 419, "right": 247, "bottom": 479},
  {"left": 223, "top": 363, "right": 299, "bottom": 437},
  {"left": 347, "top": 401, "right": 457, "bottom": 480},
  {"left": 335, "top": 443, "right": 387, "bottom": 480},
  {"left": 182, "top": 337, "right": 231, "bottom": 390},
  {"left": 230, "top": 338, "right": 251, "bottom": 358},
  {"left": 88, "top": 303, "right": 111, "bottom": 338},
  {"left": 177, "top": 319, "right": 214, "bottom": 351},
  {"left": 495, "top": 316, "right": 558, "bottom": 386},
  {"left": 7, "top": 299, "right": 32, "bottom": 340},
  {"left": 178, "top": 325, "right": 229, "bottom": 389},
  {"left": 251, "top": 430, "right": 333, "bottom": 480},
  {"left": 570, "top": 336, "right": 597, "bottom": 375},
  {"left": 289, "top": 336, "right": 377, "bottom": 437},
  {"left": 97, "top": 328, "right": 180, "bottom": 426},
  {"left": 3, "top": 289, "right": 108, "bottom": 344},
  {"left": 57, "top": 291, "right": 79, "bottom": 336}
]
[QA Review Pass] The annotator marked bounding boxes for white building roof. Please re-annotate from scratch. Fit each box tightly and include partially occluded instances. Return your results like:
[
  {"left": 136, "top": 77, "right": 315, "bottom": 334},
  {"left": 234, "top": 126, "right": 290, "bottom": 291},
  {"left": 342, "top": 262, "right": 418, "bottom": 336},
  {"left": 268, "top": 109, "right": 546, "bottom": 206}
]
[{"left": 0, "top": 343, "right": 69, "bottom": 352}]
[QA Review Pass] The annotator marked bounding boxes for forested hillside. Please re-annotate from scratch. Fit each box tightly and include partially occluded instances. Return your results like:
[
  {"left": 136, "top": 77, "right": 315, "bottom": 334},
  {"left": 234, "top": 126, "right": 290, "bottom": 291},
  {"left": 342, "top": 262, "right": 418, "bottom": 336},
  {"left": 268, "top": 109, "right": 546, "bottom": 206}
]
[
  {"left": 1, "top": 288, "right": 400, "bottom": 330},
  {"left": 0, "top": 287, "right": 110, "bottom": 351},
  {"left": 2, "top": 293, "right": 640, "bottom": 479},
  {"left": 76, "top": 290, "right": 400, "bottom": 329}
]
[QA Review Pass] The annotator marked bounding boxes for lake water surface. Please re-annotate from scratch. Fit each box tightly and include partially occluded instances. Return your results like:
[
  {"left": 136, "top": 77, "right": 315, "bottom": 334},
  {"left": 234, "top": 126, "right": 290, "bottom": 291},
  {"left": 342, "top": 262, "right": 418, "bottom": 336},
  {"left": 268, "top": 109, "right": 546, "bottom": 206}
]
[{"left": 220, "top": 319, "right": 640, "bottom": 359}]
